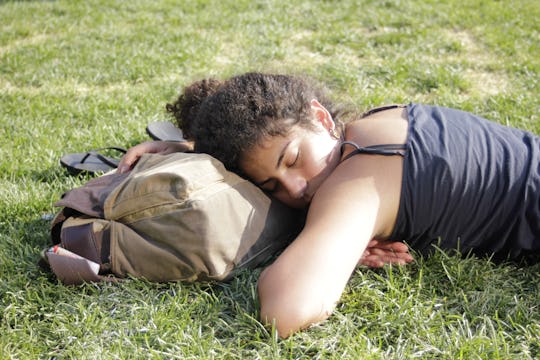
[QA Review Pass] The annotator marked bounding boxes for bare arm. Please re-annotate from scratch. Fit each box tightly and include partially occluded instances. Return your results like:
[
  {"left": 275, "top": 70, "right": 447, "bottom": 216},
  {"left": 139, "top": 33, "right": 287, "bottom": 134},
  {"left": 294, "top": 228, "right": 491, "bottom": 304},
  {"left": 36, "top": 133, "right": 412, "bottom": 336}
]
[
  {"left": 257, "top": 154, "right": 403, "bottom": 338},
  {"left": 117, "top": 140, "right": 194, "bottom": 173}
]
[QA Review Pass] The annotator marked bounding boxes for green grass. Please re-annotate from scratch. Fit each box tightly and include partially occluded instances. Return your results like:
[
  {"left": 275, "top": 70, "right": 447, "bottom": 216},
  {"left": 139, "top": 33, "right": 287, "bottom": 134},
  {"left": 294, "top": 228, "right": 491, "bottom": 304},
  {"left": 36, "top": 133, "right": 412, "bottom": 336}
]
[{"left": 1, "top": 0, "right": 539, "bottom": 358}]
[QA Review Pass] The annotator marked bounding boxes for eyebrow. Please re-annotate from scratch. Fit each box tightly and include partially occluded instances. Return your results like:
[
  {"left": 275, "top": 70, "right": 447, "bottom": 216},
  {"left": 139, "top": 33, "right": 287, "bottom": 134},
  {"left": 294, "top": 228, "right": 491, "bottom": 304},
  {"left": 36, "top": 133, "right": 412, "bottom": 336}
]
[{"left": 255, "top": 140, "right": 291, "bottom": 187}]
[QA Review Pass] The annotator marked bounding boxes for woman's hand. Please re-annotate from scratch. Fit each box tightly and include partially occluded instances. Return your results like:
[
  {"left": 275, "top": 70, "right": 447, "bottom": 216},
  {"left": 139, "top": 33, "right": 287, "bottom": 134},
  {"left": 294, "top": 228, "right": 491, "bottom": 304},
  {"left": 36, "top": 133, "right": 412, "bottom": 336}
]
[
  {"left": 117, "top": 140, "right": 194, "bottom": 173},
  {"left": 358, "top": 239, "right": 413, "bottom": 268}
]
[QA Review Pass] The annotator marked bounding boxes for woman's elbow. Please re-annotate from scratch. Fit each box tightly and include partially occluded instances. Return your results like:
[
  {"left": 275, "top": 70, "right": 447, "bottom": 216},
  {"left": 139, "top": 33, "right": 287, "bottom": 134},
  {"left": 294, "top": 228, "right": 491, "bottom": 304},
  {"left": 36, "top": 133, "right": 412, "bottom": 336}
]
[{"left": 257, "top": 267, "right": 336, "bottom": 338}]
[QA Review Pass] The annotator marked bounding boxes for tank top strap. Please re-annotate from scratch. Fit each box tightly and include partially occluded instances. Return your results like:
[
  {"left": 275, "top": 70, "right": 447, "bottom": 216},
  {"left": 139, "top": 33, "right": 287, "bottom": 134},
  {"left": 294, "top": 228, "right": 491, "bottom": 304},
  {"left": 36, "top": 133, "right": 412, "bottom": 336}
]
[
  {"left": 340, "top": 141, "right": 407, "bottom": 163},
  {"left": 339, "top": 104, "right": 408, "bottom": 163},
  {"left": 361, "top": 104, "right": 407, "bottom": 118}
]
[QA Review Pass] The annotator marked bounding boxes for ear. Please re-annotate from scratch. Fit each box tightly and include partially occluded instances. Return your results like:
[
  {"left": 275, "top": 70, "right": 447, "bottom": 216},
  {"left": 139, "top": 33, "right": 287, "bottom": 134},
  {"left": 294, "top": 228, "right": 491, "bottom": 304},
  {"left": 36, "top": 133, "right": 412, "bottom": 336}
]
[{"left": 310, "top": 99, "right": 335, "bottom": 131}]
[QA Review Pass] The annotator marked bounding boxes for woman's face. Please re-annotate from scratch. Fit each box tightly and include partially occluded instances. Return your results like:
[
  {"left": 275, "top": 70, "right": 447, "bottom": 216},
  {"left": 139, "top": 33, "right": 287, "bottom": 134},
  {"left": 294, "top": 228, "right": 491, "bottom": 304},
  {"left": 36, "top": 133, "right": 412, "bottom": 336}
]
[{"left": 240, "top": 119, "right": 341, "bottom": 209}]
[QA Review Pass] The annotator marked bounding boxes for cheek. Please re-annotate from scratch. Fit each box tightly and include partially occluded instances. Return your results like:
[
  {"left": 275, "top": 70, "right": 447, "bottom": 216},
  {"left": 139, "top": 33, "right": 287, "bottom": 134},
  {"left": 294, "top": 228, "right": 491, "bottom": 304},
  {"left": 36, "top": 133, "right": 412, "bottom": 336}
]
[{"left": 305, "top": 140, "right": 337, "bottom": 174}]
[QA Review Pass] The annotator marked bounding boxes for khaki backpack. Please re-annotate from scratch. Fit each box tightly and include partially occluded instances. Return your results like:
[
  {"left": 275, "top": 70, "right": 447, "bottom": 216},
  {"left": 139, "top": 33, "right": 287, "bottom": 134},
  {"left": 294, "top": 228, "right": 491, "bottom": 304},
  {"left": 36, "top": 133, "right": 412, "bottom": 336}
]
[{"left": 44, "top": 153, "right": 303, "bottom": 285}]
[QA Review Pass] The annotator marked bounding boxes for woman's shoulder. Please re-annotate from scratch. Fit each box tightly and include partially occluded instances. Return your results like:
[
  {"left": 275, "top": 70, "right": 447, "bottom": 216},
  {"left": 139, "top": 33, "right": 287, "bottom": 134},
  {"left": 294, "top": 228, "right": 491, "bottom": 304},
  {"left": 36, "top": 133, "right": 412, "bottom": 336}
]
[{"left": 344, "top": 105, "right": 409, "bottom": 148}]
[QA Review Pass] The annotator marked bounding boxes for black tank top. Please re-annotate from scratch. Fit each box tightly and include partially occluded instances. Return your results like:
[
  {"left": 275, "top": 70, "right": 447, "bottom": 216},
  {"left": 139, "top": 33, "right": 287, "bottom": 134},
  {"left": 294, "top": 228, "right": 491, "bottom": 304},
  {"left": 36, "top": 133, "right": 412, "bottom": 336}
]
[{"left": 342, "top": 103, "right": 540, "bottom": 262}]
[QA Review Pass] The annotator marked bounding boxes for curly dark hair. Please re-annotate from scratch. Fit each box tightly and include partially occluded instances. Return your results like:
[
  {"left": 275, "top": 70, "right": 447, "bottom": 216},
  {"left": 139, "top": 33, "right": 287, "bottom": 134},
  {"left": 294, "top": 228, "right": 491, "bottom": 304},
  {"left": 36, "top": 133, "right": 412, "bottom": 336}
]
[{"left": 166, "top": 72, "right": 350, "bottom": 174}]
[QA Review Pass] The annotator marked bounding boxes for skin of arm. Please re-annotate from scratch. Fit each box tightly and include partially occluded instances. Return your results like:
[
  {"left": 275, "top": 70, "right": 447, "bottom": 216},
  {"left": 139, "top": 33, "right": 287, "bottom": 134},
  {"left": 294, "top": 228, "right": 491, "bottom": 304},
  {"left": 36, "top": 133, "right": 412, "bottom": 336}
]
[
  {"left": 117, "top": 140, "right": 194, "bottom": 173},
  {"left": 257, "top": 153, "right": 403, "bottom": 338}
]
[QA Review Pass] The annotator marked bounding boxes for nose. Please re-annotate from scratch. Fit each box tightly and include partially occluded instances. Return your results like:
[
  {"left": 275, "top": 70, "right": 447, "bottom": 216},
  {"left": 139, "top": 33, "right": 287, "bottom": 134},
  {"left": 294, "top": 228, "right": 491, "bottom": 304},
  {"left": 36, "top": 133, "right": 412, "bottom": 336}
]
[{"left": 280, "top": 174, "right": 307, "bottom": 200}]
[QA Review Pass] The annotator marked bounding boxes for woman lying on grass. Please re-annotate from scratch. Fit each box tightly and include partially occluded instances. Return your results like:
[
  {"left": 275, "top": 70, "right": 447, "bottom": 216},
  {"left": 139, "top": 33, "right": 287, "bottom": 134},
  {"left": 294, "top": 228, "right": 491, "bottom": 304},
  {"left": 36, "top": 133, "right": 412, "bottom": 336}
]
[{"left": 118, "top": 72, "right": 540, "bottom": 338}]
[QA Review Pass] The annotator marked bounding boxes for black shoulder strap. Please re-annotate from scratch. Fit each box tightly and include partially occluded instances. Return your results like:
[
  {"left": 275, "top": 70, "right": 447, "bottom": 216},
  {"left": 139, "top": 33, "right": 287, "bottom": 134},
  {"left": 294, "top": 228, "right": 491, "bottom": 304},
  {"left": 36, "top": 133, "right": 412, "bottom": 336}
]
[
  {"left": 361, "top": 104, "right": 407, "bottom": 118},
  {"left": 341, "top": 104, "right": 408, "bottom": 162},
  {"left": 341, "top": 141, "right": 406, "bottom": 163}
]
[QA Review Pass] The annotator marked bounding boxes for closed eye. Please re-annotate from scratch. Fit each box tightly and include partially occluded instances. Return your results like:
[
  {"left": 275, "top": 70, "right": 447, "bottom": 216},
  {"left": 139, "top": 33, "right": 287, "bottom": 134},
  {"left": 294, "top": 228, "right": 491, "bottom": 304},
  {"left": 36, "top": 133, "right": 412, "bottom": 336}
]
[
  {"left": 261, "top": 179, "right": 278, "bottom": 193},
  {"left": 288, "top": 150, "right": 300, "bottom": 167}
]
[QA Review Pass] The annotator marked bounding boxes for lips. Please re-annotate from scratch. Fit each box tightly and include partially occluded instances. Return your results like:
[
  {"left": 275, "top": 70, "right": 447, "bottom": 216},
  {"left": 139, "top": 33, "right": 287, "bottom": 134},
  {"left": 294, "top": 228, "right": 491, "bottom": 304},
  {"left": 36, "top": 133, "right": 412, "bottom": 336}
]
[{"left": 302, "top": 186, "right": 313, "bottom": 203}]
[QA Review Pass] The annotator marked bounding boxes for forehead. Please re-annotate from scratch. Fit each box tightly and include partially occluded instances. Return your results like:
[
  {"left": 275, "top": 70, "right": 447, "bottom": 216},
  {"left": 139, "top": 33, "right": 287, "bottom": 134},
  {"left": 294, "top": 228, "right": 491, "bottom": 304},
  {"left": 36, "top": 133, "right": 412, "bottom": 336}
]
[
  {"left": 239, "top": 134, "right": 289, "bottom": 178},
  {"left": 239, "top": 122, "right": 323, "bottom": 177}
]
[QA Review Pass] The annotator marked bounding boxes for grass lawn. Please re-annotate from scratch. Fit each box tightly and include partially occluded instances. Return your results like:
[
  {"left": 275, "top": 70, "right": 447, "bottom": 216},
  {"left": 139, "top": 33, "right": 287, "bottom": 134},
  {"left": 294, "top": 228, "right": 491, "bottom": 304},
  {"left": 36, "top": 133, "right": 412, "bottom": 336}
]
[{"left": 1, "top": 0, "right": 539, "bottom": 358}]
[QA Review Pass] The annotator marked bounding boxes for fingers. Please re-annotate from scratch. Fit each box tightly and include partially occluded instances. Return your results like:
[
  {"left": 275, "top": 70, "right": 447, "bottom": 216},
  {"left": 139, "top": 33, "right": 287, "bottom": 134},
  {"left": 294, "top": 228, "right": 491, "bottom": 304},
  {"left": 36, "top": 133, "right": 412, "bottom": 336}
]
[
  {"left": 358, "top": 253, "right": 412, "bottom": 268},
  {"left": 367, "top": 239, "right": 409, "bottom": 252},
  {"left": 117, "top": 141, "right": 159, "bottom": 173},
  {"left": 389, "top": 242, "right": 410, "bottom": 253},
  {"left": 359, "top": 240, "right": 414, "bottom": 268},
  {"left": 367, "top": 246, "right": 411, "bottom": 258},
  {"left": 117, "top": 151, "right": 138, "bottom": 173},
  {"left": 368, "top": 246, "right": 414, "bottom": 262},
  {"left": 358, "top": 257, "right": 385, "bottom": 268}
]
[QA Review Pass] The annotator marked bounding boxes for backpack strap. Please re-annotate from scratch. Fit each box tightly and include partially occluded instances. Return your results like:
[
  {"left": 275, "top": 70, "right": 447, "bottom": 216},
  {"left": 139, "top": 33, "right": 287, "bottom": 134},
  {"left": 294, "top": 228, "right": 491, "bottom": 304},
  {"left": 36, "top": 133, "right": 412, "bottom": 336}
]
[
  {"left": 46, "top": 248, "right": 105, "bottom": 285},
  {"left": 44, "top": 216, "right": 115, "bottom": 285}
]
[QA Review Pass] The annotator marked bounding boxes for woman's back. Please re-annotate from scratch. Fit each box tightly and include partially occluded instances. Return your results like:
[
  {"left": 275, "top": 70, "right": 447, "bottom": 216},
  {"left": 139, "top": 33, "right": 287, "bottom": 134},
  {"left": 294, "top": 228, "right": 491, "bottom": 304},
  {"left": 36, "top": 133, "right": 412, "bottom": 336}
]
[{"left": 363, "top": 104, "right": 540, "bottom": 261}]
